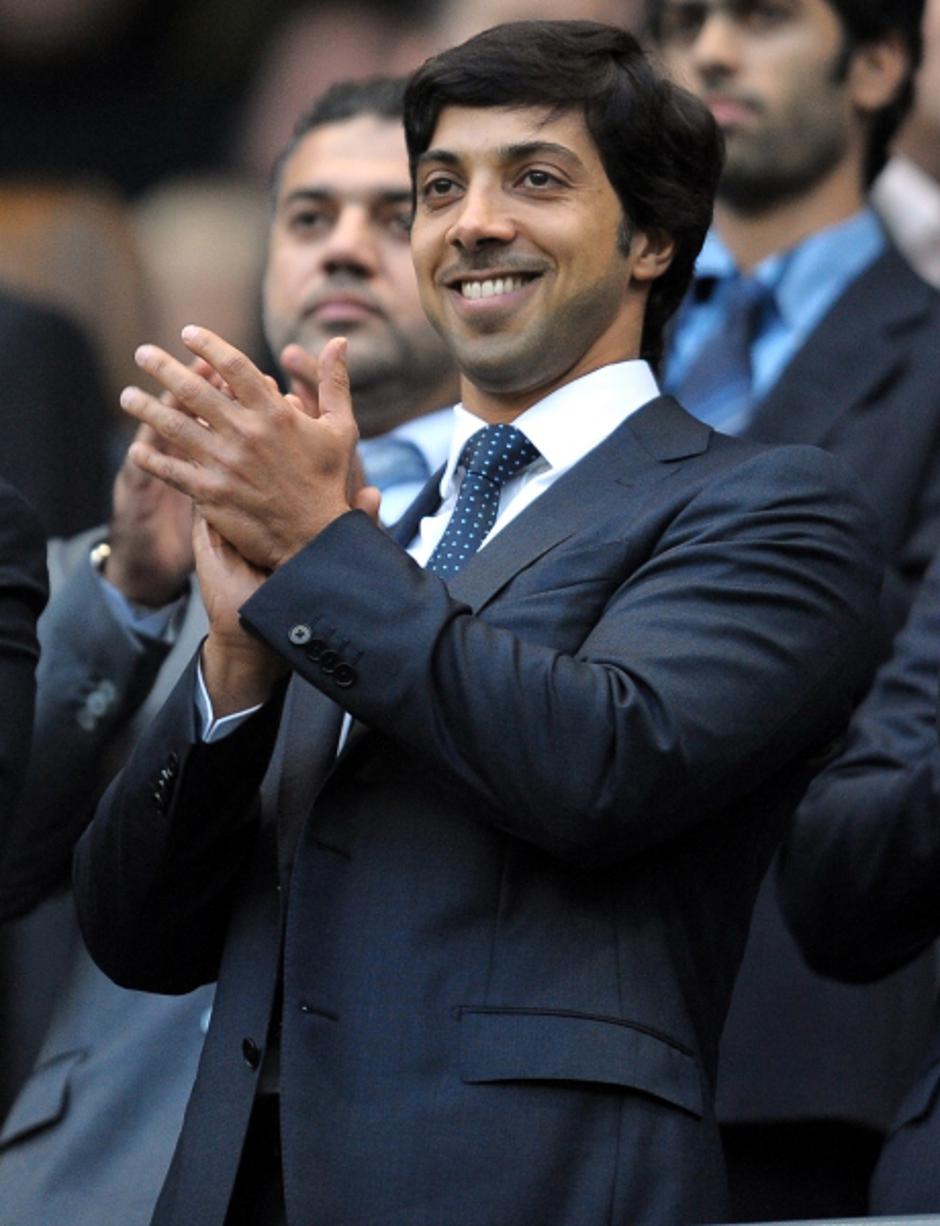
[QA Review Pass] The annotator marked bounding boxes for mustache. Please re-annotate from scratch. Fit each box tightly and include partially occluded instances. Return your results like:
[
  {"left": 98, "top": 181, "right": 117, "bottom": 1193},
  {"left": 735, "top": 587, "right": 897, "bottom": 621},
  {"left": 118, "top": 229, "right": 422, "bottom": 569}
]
[
  {"left": 438, "top": 254, "right": 549, "bottom": 283},
  {"left": 301, "top": 273, "right": 386, "bottom": 318}
]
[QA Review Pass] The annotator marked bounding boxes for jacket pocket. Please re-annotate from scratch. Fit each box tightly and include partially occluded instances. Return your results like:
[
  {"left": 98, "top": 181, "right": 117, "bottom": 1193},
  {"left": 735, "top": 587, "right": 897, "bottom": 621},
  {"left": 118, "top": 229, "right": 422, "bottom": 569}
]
[
  {"left": 0, "top": 1049, "right": 86, "bottom": 1148},
  {"left": 458, "top": 1007, "right": 703, "bottom": 1118}
]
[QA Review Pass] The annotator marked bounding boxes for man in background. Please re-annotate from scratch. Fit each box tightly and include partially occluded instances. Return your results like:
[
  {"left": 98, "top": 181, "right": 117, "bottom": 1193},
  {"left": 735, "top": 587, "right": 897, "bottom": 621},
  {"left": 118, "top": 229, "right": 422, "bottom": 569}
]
[
  {"left": 0, "top": 76, "right": 455, "bottom": 1226},
  {"left": 646, "top": 0, "right": 940, "bottom": 1215}
]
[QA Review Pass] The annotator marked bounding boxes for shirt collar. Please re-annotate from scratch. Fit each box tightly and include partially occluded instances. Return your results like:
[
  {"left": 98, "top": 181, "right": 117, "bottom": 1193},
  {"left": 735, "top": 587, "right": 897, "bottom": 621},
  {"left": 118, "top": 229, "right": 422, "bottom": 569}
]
[
  {"left": 693, "top": 210, "right": 886, "bottom": 327},
  {"left": 438, "top": 360, "right": 660, "bottom": 497}
]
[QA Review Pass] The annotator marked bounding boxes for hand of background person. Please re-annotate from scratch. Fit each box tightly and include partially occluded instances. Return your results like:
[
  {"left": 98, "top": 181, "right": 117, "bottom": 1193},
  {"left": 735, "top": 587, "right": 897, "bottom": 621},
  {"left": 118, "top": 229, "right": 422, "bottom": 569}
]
[{"left": 104, "top": 420, "right": 195, "bottom": 606}]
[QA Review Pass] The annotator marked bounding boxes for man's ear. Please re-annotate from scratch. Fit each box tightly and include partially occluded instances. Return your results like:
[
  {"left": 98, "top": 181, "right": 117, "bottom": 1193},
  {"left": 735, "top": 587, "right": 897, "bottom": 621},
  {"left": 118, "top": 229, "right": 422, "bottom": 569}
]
[
  {"left": 848, "top": 32, "right": 909, "bottom": 113},
  {"left": 629, "top": 227, "right": 675, "bottom": 284}
]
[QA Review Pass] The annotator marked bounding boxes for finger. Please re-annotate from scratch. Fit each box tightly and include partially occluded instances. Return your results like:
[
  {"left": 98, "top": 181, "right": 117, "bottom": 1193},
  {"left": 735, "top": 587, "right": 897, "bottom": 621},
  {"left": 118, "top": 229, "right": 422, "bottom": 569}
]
[
  {"left": 280, "top": 343, "right": 321, "bottom": 419},
  {"left": 192, "top": 356, "right": 236, "bottom": 400},
  {"left": 121, "top": 386, "right": 216, "bottom": 464},
  {"left": 129, "top": 437, "right": 202, "bottom": 498},
  {"left": 134, "top": 343, "right": 233, "bottom": 432},
  {"left": 180, "top": 324, "right": 272, "bottom": 409},
  {"left": 316, "top": 337, "right": 355, "bottom": 428}
]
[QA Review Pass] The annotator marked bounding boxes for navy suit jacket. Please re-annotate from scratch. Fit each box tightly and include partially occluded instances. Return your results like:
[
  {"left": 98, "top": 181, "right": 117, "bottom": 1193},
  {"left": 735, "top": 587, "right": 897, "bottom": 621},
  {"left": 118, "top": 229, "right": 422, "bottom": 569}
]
[
  {"left": 709, "top": 245, "right": 940, "bottom": 1129},
  {"left": 75, "top": 398, "right": 881, "bottom": 1226},
  {"left": 780, "top": 547, "right": 940, "bottom": 1214}
]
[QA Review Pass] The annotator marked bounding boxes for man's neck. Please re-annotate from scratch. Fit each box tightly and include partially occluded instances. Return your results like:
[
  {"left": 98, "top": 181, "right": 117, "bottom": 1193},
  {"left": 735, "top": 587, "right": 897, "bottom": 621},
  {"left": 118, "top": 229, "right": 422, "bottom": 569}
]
[
  {"left": 715, "top": 161, "right": 865, "bottom": 272},
  {"left": 357, "top": 377, "right": 458, "bottom": 439}
]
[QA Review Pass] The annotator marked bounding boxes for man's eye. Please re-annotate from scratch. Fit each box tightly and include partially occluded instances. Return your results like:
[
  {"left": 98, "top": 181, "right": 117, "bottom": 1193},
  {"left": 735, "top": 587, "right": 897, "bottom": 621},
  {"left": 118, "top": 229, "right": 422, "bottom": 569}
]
[
  {"left": 521, "top": 170, "right": 558, "bottom": 189},
  {"left": 659, "top": 3, "right": 707, "bottom": 43},
  {"left": 288, "top": 209, "right": 328, "bottom": 234},
  {"left": 742, "top": 0, "right": 794, "bottom": 30},
  {"left": 424, "top": 176, "right": 457, "bottom": 199},
  {"left": 387, "top": 211, "right": 413, "bottom": 236}
]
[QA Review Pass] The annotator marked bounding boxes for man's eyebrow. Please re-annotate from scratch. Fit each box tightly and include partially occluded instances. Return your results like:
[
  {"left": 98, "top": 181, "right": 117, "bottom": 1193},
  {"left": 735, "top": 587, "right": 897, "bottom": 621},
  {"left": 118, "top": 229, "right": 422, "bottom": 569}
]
[
  {"left": 417, "top": 141, "right": 583, "bottom": 169},
  {"left": 279, "top": 186, "right": 412, "bottom": 208}
]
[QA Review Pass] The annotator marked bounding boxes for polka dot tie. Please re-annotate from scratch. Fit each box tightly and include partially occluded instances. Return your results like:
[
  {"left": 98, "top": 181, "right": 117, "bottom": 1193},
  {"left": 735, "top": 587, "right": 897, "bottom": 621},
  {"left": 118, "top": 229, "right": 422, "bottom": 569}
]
[{"left": 426, "top": 423, "right": 540, "bottom": 577}]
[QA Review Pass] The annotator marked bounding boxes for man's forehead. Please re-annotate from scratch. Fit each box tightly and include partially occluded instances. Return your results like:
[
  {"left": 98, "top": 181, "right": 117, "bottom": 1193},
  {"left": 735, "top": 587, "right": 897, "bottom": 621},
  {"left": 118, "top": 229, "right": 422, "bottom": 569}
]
[
  {"left": 423, "top": 103, "right": 594, "bottom": 163},
  {"left": 277, "top": 115, "right": 411, "bottom": 202}
]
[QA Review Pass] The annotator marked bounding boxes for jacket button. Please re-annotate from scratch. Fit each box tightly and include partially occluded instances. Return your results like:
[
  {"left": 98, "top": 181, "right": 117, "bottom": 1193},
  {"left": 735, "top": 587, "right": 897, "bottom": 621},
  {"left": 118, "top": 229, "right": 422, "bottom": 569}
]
[
  {"left": 241, "top": 1037, "right": 261, "bottom": 1069},
  {"left": 305, "top": 638, "right": 326, "bottom": 662},
  {"left": 333, "top": 663, "right": 356, "bottom": 688},
  {"left": 288, "top": 624, "right": 312, "bottom": 646},
  {"left": 318, "top": 649, "right": 339, "bottom": 674}
]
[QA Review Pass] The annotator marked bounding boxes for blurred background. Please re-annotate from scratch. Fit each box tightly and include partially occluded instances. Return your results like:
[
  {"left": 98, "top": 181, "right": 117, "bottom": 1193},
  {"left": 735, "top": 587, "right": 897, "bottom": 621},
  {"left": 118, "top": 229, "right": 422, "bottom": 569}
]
[{"left": 0, "top": 0, "right": 644, "bottom": 537}]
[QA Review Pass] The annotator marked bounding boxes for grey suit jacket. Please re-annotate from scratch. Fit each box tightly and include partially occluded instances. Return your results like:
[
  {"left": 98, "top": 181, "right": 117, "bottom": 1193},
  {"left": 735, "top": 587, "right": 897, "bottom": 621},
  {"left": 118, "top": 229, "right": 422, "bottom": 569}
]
[
  {"left": 0, "top": 529, "right": 212, "bottom": 1226},
  {"left": 76, "top": 401, "right": 882, "bottom": 1226}
]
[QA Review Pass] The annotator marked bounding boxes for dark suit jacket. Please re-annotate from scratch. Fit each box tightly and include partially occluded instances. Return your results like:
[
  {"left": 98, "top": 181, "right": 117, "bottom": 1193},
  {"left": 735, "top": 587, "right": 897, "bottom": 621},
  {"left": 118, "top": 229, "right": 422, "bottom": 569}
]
[
  {"left": 0, "top": 530, "right": 211, "bottom": 1226},
  {"left": 75, "top": 399, "right": 882, "bottom": 1226},
  {"left": 779, "top": 548, "right": 940, "bottom": 1213},
  {"left": 709, "top": 246, "right": 940, "bottom": 1130},
  {"left": 0, "top": 479, "right": 47, "bottom": 826},
  {"left": 0, "top": 289, "right": 111, "bottom": 538}
]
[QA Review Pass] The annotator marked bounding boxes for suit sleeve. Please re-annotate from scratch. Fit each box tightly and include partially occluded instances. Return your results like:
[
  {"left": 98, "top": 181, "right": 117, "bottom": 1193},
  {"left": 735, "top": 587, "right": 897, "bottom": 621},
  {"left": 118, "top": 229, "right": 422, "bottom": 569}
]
[
  {"left": 0, "top": 482, "right": 48, "bottom": 832},
  {"left": 0, "top": 533, "right": 179, "bottom": 918},
  {"left": 238, "top": 444, "right": 880, "bottom": 865},
  {"left": 779, "top": 547, "right": 940, "bottom": 983},
  {"left": 73, "top": 654, "right": 286, "bottom": 992}
]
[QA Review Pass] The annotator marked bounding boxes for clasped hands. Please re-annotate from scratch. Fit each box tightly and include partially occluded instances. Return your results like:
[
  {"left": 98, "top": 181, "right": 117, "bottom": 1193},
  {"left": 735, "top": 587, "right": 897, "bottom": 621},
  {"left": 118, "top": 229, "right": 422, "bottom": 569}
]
[
  {"left": 119, "top": 326, "right": 380, "bottom": 714},
  {"left": 121, "top": 326, "right": 379, "bottom": 572}
]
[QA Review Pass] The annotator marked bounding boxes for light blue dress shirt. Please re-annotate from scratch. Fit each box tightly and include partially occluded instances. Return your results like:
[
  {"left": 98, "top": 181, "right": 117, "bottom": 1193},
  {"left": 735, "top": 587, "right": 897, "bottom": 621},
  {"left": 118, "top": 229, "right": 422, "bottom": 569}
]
[{"left": 664, "top": 209, "right": 887, "bottom": 425}]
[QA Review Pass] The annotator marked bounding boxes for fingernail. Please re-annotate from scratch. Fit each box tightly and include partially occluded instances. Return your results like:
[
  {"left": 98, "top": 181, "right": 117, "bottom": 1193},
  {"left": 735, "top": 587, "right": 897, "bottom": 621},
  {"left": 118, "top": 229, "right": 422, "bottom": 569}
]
[
  {"left": 120, "top": 386, "right": 139, "bottom": 408},
  {"left": 181, "top": 325, "right": 198, "bottom": 342},
  {"left": 134, "top": 345, "right": 153, "bottom": 364}
]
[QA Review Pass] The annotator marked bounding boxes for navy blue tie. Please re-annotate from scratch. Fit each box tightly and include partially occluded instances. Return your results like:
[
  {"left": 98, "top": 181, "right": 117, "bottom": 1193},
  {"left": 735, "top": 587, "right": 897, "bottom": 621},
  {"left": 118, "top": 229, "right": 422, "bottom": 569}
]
[
  {"left": 672, "top": 275, "right": 771, "bottom": 436},
  {"left": 426, "top": 424, "right": 540, "bottom": 577}
]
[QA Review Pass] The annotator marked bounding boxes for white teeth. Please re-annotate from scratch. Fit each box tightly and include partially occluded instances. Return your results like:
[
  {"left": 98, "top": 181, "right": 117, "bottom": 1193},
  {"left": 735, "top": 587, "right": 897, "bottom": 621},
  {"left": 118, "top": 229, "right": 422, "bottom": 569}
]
[{"left": 460, "top": 276, "right": 529, "bottom": 300}]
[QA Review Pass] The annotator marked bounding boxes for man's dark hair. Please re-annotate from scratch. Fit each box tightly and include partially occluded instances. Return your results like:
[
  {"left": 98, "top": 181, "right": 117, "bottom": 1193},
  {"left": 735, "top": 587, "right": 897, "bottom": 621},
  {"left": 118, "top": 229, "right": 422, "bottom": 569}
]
[
  {"left": 403, "top": 20, "right": 724, "bottom": 371},
  {"left": 828, "top": 0, "right": 923, "bottom": 182},
  {"left": 270, "top": 76, "right": 408, "bottom": 203},
  {"left": 643, "top": 0, "right": 924, "bottom": 184}
]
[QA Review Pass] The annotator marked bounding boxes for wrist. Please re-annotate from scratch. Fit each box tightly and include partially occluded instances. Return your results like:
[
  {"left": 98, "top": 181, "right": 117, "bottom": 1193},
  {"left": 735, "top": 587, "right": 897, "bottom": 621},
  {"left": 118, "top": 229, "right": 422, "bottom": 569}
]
[
  {"left": 201, "top": 632, "right": 288, "bottom": 717},
  {"left": 100, "top": 537, "right": 188, "bottom": 607}
]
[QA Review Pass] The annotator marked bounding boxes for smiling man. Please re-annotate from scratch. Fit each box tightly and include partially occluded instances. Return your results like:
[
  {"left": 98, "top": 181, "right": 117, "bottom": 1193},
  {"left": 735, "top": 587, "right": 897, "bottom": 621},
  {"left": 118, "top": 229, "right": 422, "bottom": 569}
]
[{"left": 74, "top": 21, "right": 882, "bottom": 1226}]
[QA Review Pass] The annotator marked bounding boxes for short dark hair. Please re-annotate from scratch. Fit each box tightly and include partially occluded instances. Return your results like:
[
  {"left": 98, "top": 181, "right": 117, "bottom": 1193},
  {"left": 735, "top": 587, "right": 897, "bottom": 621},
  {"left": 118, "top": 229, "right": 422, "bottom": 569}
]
[
  {"left": 403, "top": 20, "right": 724, "bottom": 370},
  {"left": 270, "top": 76, "right": 408, "bottom": 203},
  {"left": 643, "top": 0, "right": 924, "bottom": 184}
]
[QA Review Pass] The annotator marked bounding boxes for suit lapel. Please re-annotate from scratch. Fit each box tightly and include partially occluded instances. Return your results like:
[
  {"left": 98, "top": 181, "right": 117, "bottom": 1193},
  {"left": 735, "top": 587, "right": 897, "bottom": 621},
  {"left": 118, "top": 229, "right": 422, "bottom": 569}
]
[
  {"left": 446, "top": 395, "right": 710, "bottom": 613},
  {"left": 337, "top": 396, "right": 709, "bottom": 766},
  {"left": 746, "top": 247, "right": 934, "bottom": 446}
]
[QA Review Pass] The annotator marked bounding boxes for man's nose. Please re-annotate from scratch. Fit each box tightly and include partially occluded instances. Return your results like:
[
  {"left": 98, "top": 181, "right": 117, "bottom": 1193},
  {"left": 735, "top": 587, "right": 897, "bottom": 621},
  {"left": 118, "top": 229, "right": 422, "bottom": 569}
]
[
  {"left": 446, "top": 183, "right": 516, "bottom": 253},
  {"left": 321, "top": 206, "right": 379, "bottom": 275},
  {"left": 687, "top": 10, "right": 744, "bottom": 76}
]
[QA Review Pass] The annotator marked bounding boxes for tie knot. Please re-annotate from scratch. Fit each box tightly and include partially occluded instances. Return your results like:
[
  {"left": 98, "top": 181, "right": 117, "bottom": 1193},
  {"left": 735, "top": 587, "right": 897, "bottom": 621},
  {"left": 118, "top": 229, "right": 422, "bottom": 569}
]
[
  {"left": 459, "top": 423, "right": 540, "bottom": 489},
  {"left": 725, "top": 273, "right": 772, "bottom": 323}
]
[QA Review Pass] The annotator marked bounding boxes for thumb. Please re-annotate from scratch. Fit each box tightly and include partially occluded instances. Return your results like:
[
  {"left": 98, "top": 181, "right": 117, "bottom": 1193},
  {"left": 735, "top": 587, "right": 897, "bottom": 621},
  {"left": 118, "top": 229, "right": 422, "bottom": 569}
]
[
  {"left": 317, "top": 337, "right": 354, "bottom": 429},
  {"left": 280, "top": 343, "right": 321, "bottom": 418},
  {"left": 351, "top": 484, "right": 382, "bottom": 524}
]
